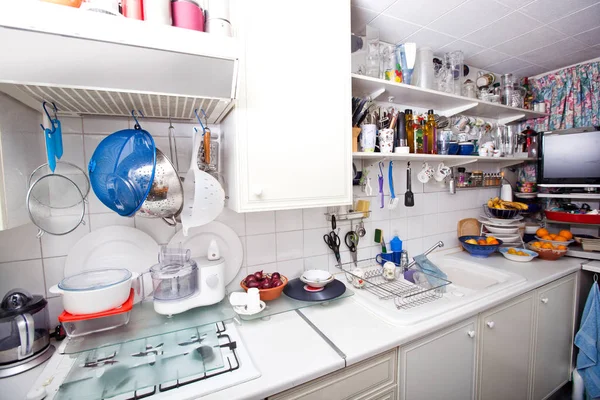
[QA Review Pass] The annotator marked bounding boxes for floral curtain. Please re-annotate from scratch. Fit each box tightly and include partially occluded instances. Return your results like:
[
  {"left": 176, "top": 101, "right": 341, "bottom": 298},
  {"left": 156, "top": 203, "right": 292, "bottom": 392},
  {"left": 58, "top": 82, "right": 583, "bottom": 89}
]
[{"left": 522, "top": 61, "right": 600, "bottom": 131}]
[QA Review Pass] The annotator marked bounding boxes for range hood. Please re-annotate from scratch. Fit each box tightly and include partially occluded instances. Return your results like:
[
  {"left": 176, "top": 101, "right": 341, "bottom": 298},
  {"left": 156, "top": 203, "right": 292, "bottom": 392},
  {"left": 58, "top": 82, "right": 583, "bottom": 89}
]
[{"left": 0, "top": 2, "right": 239, "bottom": 123}]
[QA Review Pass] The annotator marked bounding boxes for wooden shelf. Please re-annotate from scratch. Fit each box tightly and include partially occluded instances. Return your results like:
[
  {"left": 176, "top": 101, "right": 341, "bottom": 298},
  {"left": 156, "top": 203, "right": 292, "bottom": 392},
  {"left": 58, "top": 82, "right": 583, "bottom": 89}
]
[
  {"left": 352, "top": 152, "right": 535, "bottom": 168},
  {"left": 351, "top": 74, "right": 549, "bottom": 124},
  {"left": 0, "top": 2, "right": 238, "bottom": 122},
  {"left": 537, "top": 193, "right": 600, "bottom": 199}
]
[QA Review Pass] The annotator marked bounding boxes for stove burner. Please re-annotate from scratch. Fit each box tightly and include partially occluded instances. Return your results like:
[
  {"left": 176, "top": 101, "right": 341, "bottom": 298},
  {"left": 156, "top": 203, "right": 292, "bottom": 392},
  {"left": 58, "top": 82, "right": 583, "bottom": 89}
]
[
  {"left": 178, "top": 333, "right": 207, "bottom": 346},
  {"left": 303, "top": 284, "right": 324, "bottom": 292}
]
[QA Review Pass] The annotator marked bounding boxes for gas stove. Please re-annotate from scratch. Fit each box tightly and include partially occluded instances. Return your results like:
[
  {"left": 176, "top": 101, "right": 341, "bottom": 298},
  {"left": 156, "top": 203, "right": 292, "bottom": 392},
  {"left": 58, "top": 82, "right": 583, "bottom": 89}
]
[{"left": 27, "top": 322, "right": 260, "bottom": 400}]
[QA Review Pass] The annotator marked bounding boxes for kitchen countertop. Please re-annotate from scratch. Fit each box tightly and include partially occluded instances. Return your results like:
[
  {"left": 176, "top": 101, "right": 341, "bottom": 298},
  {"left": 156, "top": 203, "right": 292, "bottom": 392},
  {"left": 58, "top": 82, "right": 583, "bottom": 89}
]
[{"left": 212, "top": 249, "right": 588, "bottom": 399}]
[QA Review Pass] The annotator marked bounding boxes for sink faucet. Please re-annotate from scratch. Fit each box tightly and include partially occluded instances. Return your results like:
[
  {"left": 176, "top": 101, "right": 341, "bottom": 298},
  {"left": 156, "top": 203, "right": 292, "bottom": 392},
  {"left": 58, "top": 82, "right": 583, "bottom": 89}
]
[{"left": 407, "top": 241, "right": 444, "bottom": 270}]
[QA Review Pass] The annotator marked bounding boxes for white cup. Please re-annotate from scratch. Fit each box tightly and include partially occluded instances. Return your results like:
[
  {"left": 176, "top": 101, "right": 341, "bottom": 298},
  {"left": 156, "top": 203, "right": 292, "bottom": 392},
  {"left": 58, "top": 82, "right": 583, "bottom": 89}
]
[
  {"left": 378, "top": 128, "right": 394, "bottom": 153},
  {"left": 434, "top": 162, "right": 451, "bottom": 182},
  {"left": 360, "top": 124, "right": 377, "bottom": 152},
  {"left": 246, "top": 288, "right": 261, "bottom": 312},
  {"left": 417, "top": 162, "right": 435, "bottom": 183}
]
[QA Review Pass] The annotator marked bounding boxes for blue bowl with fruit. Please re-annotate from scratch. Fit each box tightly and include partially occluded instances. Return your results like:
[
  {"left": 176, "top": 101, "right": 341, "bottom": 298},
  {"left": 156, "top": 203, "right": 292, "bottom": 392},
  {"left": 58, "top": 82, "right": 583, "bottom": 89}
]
[{"left": 459, "top": 236, "right": 503, "bottom": 258}]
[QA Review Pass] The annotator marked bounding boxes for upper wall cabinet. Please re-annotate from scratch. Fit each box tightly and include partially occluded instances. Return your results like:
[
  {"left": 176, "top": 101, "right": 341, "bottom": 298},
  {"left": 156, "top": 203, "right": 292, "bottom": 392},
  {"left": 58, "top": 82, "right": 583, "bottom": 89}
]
[
  {"left": 0, "top": 94, "right": 45, "bottom": 231},
  {"left": 222, "top": 0, "right": 353, "bottom": 212},
  {"left": 0, "top": 2, "right": 238, "bottom": 123}
]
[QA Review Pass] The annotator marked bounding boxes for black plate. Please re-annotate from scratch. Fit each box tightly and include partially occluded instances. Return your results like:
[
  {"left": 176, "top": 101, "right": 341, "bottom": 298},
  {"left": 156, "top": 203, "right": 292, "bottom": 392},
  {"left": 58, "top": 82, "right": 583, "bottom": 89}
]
[{"left": 283, "top": 278, "right": 346, "bottom": 302}]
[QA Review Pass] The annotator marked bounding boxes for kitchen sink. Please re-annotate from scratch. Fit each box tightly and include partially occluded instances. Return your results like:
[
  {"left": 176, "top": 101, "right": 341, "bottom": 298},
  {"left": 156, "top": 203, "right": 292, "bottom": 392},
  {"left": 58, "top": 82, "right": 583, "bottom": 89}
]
[{"left": 341, "top": 256, "right": 526, "bottom": 326}]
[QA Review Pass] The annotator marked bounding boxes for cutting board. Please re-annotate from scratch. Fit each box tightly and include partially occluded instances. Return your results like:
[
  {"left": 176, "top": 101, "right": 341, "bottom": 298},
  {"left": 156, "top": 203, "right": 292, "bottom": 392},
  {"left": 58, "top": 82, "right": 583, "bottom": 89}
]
[{"left": 457, "top": 218, "right": 481, "bottom": 250}]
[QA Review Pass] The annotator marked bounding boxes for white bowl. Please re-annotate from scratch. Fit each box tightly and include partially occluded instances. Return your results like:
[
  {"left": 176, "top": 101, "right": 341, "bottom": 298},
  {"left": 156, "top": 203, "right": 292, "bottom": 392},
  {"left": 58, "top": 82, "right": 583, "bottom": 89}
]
[
  {"left": 499, "top": 248, "right": 538, "bottom": 262},
  {"left": 485, "top": 224, "right": 520, "bottom": 234},
  {"left": 300, "top": 269, "right": 334, "bottom": 288},
  {"left": 524, "top": 225, "right": 540, "bottom": 234}
]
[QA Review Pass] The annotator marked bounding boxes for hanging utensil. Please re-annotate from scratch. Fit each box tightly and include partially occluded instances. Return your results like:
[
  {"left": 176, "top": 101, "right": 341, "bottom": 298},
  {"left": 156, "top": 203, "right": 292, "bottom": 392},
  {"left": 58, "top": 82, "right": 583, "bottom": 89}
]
[
  {"left": 388, "top": 161, "right": 399, "bottom": 210},
  {"left": 378, "top": 161, "right": 384, "bottom": 209},
  {"left": 167, "top": 118, "right": 180, "bottom": 172},
  {"left": 405, "top": 162, "right": 414, "bottom": 207},
  {"left": 40, "top": 102, "right": 63, "bottom": 172},
  {"left": 356, "top": 220, "right": 366, "bottom": 237}
]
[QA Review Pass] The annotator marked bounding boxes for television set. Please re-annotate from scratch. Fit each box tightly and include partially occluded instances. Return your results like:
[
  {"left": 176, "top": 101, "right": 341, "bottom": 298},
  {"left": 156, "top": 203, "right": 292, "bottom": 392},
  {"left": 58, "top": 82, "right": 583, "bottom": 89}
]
[{"left": 538, "top": 126, "right": 600, "bottom": 187}]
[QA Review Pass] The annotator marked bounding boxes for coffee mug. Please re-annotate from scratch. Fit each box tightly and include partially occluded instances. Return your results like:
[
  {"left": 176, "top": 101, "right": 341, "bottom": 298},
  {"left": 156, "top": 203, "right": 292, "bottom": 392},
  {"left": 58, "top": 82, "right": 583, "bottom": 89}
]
[
  {"left": 246, "top": 288, "right": 261, "bottom": 312},
  {"left": 434, "top": 162, "right": 451, "bottom": 182},
  {"left": 417, "top": 162, "right": 435, "bottom": 183},
  {"left": 360, "top": 124, "right": 377, "bottom": 152},
  {"left": 376, "top": 252, "right": 394, "bottom": 265},
  {"left": 377, "top": 128, "right": 394, "bottom": 154},
  {"left": 454, "top": 115, "right": 469, "bottom": 131}
]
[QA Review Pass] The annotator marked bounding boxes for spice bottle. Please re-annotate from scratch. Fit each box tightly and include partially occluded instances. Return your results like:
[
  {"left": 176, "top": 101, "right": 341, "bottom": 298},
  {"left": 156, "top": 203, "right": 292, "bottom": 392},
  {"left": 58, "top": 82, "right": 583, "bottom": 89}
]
[
  {"left": 457, "top": 167, "right": 467, "bottom": 187},
  {"left": 405, "top": 109, "right": 415, "bottom": 153},
  {"left": 425, "top": 110, "right": 437, "bottom": 154}
]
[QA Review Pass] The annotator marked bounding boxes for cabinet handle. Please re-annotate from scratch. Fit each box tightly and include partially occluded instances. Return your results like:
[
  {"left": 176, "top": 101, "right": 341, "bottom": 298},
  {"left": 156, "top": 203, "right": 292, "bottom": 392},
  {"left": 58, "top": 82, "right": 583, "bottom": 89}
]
[
  {"left": 252, "top": 186, "right": 263, "bottom": 197},
  {"left": 486, "top": 321, "right": 495, "bottom": 329},
  {"left": 467, "top": 330, "right": 475, "bottom": 338},
  {"left": 541, "top": 298, "right": 549, "bottom": 304}
]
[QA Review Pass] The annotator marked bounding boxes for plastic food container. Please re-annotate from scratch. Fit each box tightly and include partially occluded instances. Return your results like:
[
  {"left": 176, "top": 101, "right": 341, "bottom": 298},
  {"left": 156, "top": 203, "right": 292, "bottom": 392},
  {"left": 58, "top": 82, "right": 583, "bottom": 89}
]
[
  {"left": 171, "top": 0, "right": 205, "bottom": 31},
  {"left": 150, "top": 261, "right": 198, "bottom": 301},
  {"left": 58, "top": 290, "right": 134, "bottom": 337}
]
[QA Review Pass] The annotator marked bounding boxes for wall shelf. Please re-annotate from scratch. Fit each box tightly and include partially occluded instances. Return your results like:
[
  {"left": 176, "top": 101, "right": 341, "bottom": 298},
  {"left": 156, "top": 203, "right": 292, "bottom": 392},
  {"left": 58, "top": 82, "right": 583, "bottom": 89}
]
[
  {"left": 351, "top": 74, "right": 549, "bottom": 124},
  {"left": 0, "top": 2, "right": 239, "bottom": 123},
  {"left": 537, "top": 193, "right": 600, "bottom": 199},
  {"left": 352, "top": 153, "right": 535, "bottom": 169}
]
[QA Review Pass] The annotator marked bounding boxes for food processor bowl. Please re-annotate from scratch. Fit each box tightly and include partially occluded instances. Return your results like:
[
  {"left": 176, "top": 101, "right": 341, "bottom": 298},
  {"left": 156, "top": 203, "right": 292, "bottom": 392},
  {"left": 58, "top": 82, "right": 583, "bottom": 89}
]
[{"left": 150, "top": 260, "right": 198, "bottom": 301}]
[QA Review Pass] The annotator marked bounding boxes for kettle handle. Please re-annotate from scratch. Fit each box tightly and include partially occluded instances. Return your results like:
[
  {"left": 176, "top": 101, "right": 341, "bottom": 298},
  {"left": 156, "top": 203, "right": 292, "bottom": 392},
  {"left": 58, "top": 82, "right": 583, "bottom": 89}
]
[{"left": 16, "top": 313, "right": 35, "bottom": 360}]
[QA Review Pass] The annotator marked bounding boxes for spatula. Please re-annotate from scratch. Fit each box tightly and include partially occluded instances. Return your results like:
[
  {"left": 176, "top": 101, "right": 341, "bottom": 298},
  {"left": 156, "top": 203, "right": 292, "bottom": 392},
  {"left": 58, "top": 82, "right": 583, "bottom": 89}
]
[{"left": 405, "top": 162, "right": 414, "bottom": 207}]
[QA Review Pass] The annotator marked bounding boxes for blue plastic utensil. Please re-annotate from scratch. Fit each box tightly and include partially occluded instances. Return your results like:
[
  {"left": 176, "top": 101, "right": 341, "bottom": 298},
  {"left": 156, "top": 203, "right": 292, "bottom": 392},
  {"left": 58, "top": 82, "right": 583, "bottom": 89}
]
[
  {"left": 388, "top": 161, "right": 399, "bottom": 209},
  {"left": 378, "top": 161, "right": 384, "bottom": 209},
  {"left": 41, "top": 102, "right": 62, "bottom": 172},
  {"left": 53, "top": 118, "right": 63, "bottom": 159},
  {"left": 43, "top": 128, "right": 57, "bottom": 172},
  {"left": 88, "top": 124, "right": 156, "bottom": 217}
]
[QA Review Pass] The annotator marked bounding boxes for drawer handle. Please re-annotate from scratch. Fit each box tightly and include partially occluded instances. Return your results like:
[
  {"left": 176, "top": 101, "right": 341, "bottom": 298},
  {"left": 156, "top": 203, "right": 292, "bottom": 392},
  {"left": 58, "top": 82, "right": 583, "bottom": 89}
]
[
  {"left": 541, "top": 298, "right": 549, "bottom": 304},
  {"left": 467, "top": 330, "right": 475, "bottom": 338},
  {"left": 252, "top": 186, "right": 263, "bottom": 197},
  {"left": 486, "top": 321, "right": 495, "bottom": 329}
]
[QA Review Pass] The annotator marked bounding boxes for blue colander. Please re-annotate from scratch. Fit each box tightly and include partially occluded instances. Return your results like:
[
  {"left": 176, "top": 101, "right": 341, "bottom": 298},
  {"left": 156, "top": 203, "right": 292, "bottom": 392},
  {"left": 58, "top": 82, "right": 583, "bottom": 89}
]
[{"left": 88, "top": 129, "right": 156, "bottom": 217}]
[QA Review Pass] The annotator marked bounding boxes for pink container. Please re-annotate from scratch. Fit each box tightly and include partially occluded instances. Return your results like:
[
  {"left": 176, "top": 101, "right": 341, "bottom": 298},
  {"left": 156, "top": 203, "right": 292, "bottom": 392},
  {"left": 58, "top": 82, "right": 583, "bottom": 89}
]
[
  {"left": 122, "top": 0, "right": 144, "bottom": 20},
  {"left": 171, "top": 0, "right": 204, "bottom": 31}
]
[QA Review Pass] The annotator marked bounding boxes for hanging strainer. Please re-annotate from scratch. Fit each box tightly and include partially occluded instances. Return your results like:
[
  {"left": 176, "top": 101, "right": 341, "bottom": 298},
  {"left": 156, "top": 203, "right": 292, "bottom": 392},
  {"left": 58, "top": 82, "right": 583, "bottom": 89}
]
[
  {"left": 26, "top": 173, "right": 86, "bottom": 237},
  {"left": 28, "top": 161, "right": 90, "bottom": 204}
]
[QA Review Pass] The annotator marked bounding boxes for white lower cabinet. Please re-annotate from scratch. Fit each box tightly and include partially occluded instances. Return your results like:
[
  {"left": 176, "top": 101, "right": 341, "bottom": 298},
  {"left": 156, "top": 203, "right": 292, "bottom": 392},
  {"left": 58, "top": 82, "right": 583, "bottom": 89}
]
[
  {"left": 398, "top": 318, "right": 477, "bottom": 400},
  {"left": 268, "top": 349, "right": 397, "bottom": 400},
  {"left": 478, "top": 293, "right": 535, "bottom": 400},
  {"left": 532, "top": 275, "right": 577, "bottom": 400}
]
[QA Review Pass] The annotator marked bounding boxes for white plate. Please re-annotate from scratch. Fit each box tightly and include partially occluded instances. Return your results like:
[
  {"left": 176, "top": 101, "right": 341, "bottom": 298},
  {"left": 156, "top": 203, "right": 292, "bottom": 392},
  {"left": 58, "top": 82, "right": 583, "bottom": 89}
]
[
  {"left": 484, "top": 224, "right": 520, "bottom": 234},
  {"left": 168, "top": 221, "right": 243, "bottom": 286},
  {"left": 479, "top": 215, "right": 523, "bottom": 226},
  {"left": 485, "top": 232, "right": 522, "bottom": 242},
  {"left": 65, "top": 226, "right": 159, "bottom": 301},
  {"left": 515, "top": 192, "right": 537, "bottom": 199},
  {"left": 233, "top": 301, "right": 266, "bottom": 316}
]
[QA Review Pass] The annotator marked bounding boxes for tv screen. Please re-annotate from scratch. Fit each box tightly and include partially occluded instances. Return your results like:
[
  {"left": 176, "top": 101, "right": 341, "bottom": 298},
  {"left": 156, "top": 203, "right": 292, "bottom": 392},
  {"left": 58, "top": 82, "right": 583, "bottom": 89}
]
[{"left": 539, "top": 128, "right": 600, "bottom": 185}]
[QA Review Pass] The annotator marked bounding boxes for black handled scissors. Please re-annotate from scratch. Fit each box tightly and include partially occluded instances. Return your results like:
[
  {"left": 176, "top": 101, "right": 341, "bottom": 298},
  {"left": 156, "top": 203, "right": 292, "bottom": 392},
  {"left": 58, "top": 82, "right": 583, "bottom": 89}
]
[
  {"left": 345, "top": 230, "right": 359, "bottom": 266},
  {"left": 323, "top": 230, "right": 341, "bottom": 265}
]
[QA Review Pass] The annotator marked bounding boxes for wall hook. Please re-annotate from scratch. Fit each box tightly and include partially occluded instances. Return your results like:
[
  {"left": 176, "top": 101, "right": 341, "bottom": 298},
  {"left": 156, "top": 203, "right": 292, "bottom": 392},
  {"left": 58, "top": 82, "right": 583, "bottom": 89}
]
[{"left": 131, "top": 110, "right": 144, "bottom": 130}]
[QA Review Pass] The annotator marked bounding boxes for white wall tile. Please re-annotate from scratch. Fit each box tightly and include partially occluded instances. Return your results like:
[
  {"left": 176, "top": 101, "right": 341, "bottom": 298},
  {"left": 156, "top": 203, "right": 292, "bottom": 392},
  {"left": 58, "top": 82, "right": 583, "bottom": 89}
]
[
  {"left": 369, "top": 196, "right": 391, "bottom": 220},
  {"left": 43, "top": 256, "right": 65, "bottom": 297},
  {"left": 403, "top": 238, "right": 424, "bottom": 260},
  {"left": 302, "top": 207, "right": 328, "bottom": 230},
  {"left": 245, "top": 211, "right": 275, "bottom": 235},
  {"left": 303, "top": 255, "right": 329, "bottom": 272},
  {"left": 245, "top": 234, "right": 276, "bottom": 266},
  {"left": 90, "top": 213, "right": 135, "bottom": 230},
  {"left": 174, "top": 136, "right": 192, "bottom": 174},
  {"left": 406, "top": 215, "right": 424, "bottom": 239},
  {"left": 134, "top": 216, "right": 176, "bottom": 245},
  {"left": 276, "top": 231, "right": 303, "bottom": 261},
  {"left": 277, "top": 259, "right": 304, "bottom": 279},
  {"left": 389, "top": 218, "right": 407, "bottom": 239},
  {"left": 0, "top": 223, "right": 41, "bottom": 263},
  {"left": 57, "top": 117, "right": 83, "bottom": 134},
  {"left": 405, "top": 193, "right": 426, "bottom": 217},
  {"left": 46, "top": 296, "right": 63, "bottom": 327},
  {"left": 83, "top": 116, "right": 129, "bottom": 134},
  {"left": 60, "top": 134, "right": 86, "bottom": 170},
  {"left": 303, "top": 228, "right": 330, "bottom": 258},
  {"left": 216, "top": 208, "right": 246, "bottom": 237},
  {"left": 40, "top": 215, "right": 90, "bottom": 258},
  {"left": 423, "top": 213, "right": 440, "bottom": 236},
  {"left": 0, "top": 259, "right": 45, "bottom": 298},
  {"left": 275, "top": 209, "right": 303, "bottom": 232},
  {"left": 226, "top": 266, "right": 246, "bottom": 294}
]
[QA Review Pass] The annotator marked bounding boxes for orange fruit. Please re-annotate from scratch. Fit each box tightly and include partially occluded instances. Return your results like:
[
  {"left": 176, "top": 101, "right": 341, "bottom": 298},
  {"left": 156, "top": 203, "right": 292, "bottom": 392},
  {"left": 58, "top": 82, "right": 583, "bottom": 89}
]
[
  {"left": 536, "top": 228, "right": 549, "bottom": 237},
  {"left": 488, "top": 239, "right": 499, "bottom": 245},
  {"left": 532, "top": 241, "right": 542, "bottom": 248},
  {"left": 557, "top": 245, "right": 567, "bottom": 250},
  {"left": 477, "top": 239, "right": 487, "bottom": 245},
  {"left": 554, "top": 235, "right": 568, "bottom": 242},
  {"left": 486, "top": 236, "right": 496, "bottom": 243},
  {"left": 559, "top": 230, "right": 573, "bottom": 240},
  {"left": 542, "top": 243, "right": 554, "bottom": 250},
  {"left": 542, "top": 235, "right": 553, "bottom": 240}
]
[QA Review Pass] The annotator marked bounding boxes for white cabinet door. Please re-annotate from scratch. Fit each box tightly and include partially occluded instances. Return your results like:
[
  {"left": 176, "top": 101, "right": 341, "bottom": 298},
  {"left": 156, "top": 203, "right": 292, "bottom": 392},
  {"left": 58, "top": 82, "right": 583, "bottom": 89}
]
[
  {"left": 230, "top": 0, "right": 352, "bottom": 212},
  {"left": 532, "top": 274, "right": 576, "bottom": 400},
  {"left": 478, "top": 293, "right": 535, "bottom": 400},
  {"left": 399, "top": 318, "right": 477, "bottom": 400}
]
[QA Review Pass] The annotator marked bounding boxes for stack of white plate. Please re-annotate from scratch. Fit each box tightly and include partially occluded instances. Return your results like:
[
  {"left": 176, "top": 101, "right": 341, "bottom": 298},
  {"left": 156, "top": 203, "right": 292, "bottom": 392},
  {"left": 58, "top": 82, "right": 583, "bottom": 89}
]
[{"left": 479, "top": 215, "right": 524, "bottom": 245}]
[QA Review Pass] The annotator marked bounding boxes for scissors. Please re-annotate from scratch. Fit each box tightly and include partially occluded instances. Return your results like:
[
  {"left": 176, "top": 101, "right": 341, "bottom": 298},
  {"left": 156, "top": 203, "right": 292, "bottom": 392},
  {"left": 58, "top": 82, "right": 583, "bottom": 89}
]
[
  {"left": 345, "top": 230, "right": 360, "bottom": 267},
  {"left": 323, "top": 229, "right": 341, "bottom": 266}
]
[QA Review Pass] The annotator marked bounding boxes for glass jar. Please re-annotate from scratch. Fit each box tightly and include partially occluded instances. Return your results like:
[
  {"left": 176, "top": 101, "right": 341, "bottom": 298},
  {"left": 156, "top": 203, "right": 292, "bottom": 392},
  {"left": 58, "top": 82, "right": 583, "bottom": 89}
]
[
  {"left": 463, "top": 79, "right": 477, "bottom": 98},
  {"left": 457, "top": 167, "right": 467, "bottom": 187},
  {"left": 471, "top": 171, "right": 483, "bottom": 187}
]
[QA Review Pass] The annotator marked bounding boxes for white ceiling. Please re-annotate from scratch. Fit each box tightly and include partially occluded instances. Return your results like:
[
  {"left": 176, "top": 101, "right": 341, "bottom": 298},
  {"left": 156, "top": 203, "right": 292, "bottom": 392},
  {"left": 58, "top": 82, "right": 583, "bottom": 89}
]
[{"left": 351, "top": 0, "right": 600, "bottom": 77}]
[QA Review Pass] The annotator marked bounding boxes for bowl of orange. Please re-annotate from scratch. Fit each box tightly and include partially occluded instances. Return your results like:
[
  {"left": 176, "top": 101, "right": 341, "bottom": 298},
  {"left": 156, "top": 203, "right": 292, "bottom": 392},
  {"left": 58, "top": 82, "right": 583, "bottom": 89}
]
[
  {"left": 527, "top": 240, "right": 568, "bottom": 261},
  {"left": 534, "top": 228, "right": 575, "bottom": 247},
  {"left": 459, "top": 236, "right": 503, "bottom": 258}
]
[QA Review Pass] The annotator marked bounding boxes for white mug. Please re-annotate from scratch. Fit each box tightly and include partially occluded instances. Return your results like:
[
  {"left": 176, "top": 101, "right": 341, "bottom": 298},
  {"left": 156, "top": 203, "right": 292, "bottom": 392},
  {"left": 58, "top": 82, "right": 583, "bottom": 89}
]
[
  {"left": 417, "top": 162, "right": 435, "bottom": 184},
  {"left": 360, "top": 124, "right": 377, "bottom": 152},
  {"left": 246, "top": 288, "right": 261, "bottom": 312},
  {"left": 378, "top": 128, "right": 394, "bottom": 154},
  {"left": 351, "top": 268, "right": 366, "bottom": 288},
  {"left": 383, "top": 262, "right": 396, "bottom": 281},
  {"left": 434, "top": 162, "right": 451, "bottom": 182}
]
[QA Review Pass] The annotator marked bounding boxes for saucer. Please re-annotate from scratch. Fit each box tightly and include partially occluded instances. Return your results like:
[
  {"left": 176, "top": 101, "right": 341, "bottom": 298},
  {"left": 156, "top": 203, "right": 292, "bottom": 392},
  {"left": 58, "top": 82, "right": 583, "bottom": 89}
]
[{"left": 233, "top": 301, "right": 266, "bottom": 316}]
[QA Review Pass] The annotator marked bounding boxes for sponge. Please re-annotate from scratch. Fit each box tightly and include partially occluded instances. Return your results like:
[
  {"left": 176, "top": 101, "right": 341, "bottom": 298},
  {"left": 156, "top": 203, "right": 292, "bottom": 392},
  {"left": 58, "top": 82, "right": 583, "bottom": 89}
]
[{"left": 374, "top": 229, "right": 387, "bottom": 253}]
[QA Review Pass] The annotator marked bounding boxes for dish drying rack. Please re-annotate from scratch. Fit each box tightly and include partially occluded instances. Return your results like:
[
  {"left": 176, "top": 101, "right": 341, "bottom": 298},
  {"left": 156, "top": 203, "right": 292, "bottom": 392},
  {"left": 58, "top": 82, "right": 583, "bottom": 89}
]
[{"left": 337, "top": 252, "right": 451, "bottom": 310}]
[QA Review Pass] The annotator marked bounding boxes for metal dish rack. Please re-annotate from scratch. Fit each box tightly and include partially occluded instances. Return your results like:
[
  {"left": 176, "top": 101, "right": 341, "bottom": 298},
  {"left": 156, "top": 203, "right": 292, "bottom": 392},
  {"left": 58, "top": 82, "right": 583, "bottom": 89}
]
[{"left": 338, "top": 258, "right": 452, "bottom": 310}]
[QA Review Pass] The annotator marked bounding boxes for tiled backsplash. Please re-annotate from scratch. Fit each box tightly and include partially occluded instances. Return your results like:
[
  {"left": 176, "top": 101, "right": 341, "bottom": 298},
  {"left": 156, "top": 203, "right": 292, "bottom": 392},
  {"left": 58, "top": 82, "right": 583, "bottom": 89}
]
[{"left": 0, "top": 111, "right": 498, "bottom": 327}]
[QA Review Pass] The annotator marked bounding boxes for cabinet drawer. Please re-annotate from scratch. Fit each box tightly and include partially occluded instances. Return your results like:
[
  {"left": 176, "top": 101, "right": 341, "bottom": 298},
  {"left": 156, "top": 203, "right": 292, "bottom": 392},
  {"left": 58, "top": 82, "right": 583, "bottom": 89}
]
[
  {"left": 356, "top": 384, "right": 397, "bottom": 400},
  {"left": 269, "top": 349, "right": 397, "bottom": 400}
]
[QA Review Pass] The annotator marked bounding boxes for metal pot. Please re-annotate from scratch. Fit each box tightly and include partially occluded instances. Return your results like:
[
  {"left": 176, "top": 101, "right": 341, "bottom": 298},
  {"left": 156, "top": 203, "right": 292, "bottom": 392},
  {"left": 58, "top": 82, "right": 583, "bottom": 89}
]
[
  {"left": 136, "top": 148, "right": 183, "bottom": 226},
  {"left": 0, "top": 290, "right": 50, "bottom": 376}
]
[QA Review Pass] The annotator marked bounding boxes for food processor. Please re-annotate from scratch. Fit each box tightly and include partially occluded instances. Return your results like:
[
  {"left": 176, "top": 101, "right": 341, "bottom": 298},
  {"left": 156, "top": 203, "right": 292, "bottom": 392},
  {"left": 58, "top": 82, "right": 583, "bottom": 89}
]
[
  {"left": 150, "top": 243, "right": 225, "bottom": 316},
  {"left": 0, "top": 290, "right": 54, "bottom": 377}
]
